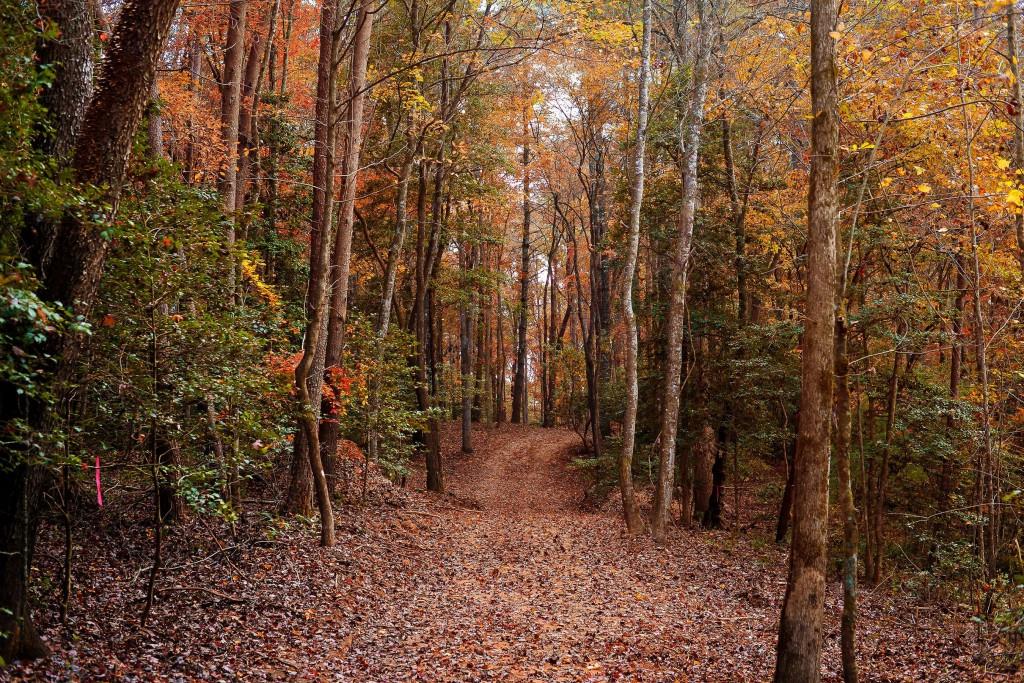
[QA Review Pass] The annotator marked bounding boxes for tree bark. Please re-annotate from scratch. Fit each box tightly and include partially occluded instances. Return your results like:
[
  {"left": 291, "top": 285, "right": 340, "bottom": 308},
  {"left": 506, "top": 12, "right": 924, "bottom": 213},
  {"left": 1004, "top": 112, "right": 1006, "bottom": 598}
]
[
  {"left": 496, "top": 279, "right": 507, "bottom": 423},
  {"left": 284, "top": 0, "right": 341, "bottom": 545},
  {"left": 413, "top": 161, "right": 443, "bottom": 491},
  {"left": 460, "top": 236, "right": 476, "bottom": 453},
  {"left": 1007, "top": 3, "right": 1024, "bottom": 271},
  {"left": 511, "top": 107, "right": 531, "bottom": 424},
  {"left": 2, "top": 0, "right": 181, "bottom": 662},
  {"left": 35, "top": 0, "right": 96, "bottom": 161},
  {"left": 650, "top": 0, "right": 711, "bottom": 544},
  {"left": 219, "top": 0, "right": 248, "bottom": 295},
  {"left": 773, "top": 0, "right": 839, "bottom": 678},
  {"left": 26, "top": 0, "right": 97, "bottom": 283},
  {"left": 776, "top": 426, "right": 797, "bottom": 543},
  {"left": 234, "top": 32, "right": 264, "bottom": 210},
  {"left": 867, "top": 337, "right": 901, "bottom": 584},
  {"left": 835, "top": 318, "right": 859, "bottom": 683},
  {"left": 320, "top": 0, "right": 376, "bottom": 486},
  {"left": 619, "top": 0, "right": 650, "bottom": 535}
]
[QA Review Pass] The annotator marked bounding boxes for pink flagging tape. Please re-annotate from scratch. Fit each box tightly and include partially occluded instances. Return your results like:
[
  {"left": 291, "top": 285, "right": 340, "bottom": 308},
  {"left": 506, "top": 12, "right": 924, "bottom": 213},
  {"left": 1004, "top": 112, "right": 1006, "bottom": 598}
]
[{"left": 95, "top": 455, "right": 103, "bottom": 507}]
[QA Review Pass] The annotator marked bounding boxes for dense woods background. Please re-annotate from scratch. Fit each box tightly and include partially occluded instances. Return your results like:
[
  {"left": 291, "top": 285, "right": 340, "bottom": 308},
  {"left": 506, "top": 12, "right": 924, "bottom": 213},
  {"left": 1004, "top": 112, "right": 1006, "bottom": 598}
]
[{"left": 1, "top": 0, "right": 1024, "bottom": 679}]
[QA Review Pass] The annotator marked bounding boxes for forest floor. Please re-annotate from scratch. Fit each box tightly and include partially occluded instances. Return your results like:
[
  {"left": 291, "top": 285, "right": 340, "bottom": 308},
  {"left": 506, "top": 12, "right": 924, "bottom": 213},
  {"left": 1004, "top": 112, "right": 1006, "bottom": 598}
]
[{"left": 5, "top": 424, "right": 1018, "bottom": 682}]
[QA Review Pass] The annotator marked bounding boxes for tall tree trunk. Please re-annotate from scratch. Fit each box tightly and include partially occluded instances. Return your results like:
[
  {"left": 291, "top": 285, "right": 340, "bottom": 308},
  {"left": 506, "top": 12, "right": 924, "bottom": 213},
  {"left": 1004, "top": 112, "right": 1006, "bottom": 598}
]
[
  {"left": 424, "top": 159, "right": 447, "bottom": 487},
  {"left": 283, "top": 0, "right": 340, "bottom": 531},
  {"left": 26, "top": 0, "right": 96, "bottom": 277},
  {"left": 460, "top": 237, "right": 476, "bottom": 453},
  {"left": 413, "top": 161, "right": 443, "bottom": 491},
  {"left": 775, "top": 420, "right": 797, "bottom": 543},
  {"left": 544, "top": 224, "right": 559, "bottom": 428},
  {"left": 35, "top": 0, "right": 95, "bottom": 161},
  {"left": 219, "top": 0, "right": 248, "bottom": 295},
  {"left": 867, "top": 337, "right": 901, "bottom": 584},
  {"left": 567, "top": 218, "right": 602, "bottom": 459},
  {"left": 619, "top": 0, "right": 651, "bottom": 535},
  {"left": 320, "top": 0, "right": 375, "bottom": 486},
  {"left": 773, "top": 0, "right": 839, "bottom": 678},
  {"left": 234, "top": 32, "right": 264, "bottom": 210},
  {"left": 940, "top": 251, "right": 965, "bottom": 508},
  {"left": 2, "top": 0, "right": 181, "bottom": 661},
  {"left": 1008, "top": 3, "right": 1024, "bottom": 270},
  {"left": 474, "top": 262, "right": 488, "bottom": 423},
  {"left": 589, "top": 143, "right": 611, "bottom": 429},
  {"left": 185, "top": 40, "right": 201, "bottom": 184},
  {"left": 967, "top": 132, "right": 996, "bottom": 581},
  {"left": 511, "top": 108, "right": 531, "bottom": 424},
  {"left": 148, "top": 79, "right": 165, "bottom": 158},
  {"left": 835, "top": 318, "right": 859, "bottom": 683},
  {"left": 496, "top": 281, "right": 507, "bottom": 423},
  {"left": 651, "top": 0, "right": 711, "bottom": 544},
  {"left": 380, "top": 158, "right": 414, "bottom": 334}
]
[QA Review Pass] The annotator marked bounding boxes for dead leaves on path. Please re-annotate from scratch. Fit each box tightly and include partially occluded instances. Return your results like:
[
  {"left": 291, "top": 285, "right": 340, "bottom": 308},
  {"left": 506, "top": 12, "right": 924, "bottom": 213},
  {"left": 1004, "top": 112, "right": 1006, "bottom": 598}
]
[{"left": 8, "top": 423, "right": 1015, "bottom": 682}]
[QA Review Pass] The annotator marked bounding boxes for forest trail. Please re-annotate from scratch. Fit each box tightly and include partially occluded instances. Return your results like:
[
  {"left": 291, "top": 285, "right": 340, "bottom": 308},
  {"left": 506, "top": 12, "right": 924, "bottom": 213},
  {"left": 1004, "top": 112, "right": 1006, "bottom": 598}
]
[
  {"left": 328, "top": 423, "right": 789, "bottom": 682},
  {"left": 9, "top": 424, "right": 996, "bottom": 682},
  {"left": 457, "top": 425, "right": 581, "bottom": 514},
  {"left": 325, "top": 425, "right": 984, "bottom": 682}
]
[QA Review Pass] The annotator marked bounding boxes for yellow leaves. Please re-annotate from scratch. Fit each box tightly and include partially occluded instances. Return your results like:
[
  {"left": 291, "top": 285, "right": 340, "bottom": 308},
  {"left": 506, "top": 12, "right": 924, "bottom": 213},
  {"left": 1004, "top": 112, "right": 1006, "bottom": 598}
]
[
  {"left": 241, "top": 257, "right": 281, "bottom": 308},
  {"left": 916, "top": 183, "right": 932, "bottom": 194},
  {"left": 913, "top": 165, "right": 925, "bottom": 176},
  {"left": 997, "top": 157, "right": 1012, "bottom": 171},
  {"left": 880, "top": 177, "right": 894, "bottom": 189},
  {"left": 846, "top": 141, "right": 876, "bottom": 152},
  {"left": 1007, "top": 188, "right": 1024, "bottom": 207},
  {"left": 829, "top": 31, "right": 842, "bottom": 41}
]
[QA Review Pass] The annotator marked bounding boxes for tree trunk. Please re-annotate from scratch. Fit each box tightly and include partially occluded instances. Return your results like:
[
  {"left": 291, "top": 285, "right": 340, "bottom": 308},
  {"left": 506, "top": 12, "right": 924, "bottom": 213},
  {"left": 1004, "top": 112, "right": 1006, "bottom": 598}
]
[
  {"left": 867, "top": 338, "right": 901, "bottom": 584},
  {"left": 320, "top": 0, "right": 375, "bottom": 486},
  {"left": 1008, "top": 3, "right": 1024, "bottom": 270},
  {"left": 460, "top": 238, "right": 476, "bottom": 453},
  {"left": 619, "top": 0, "right": 650, "bottom": 535},
  {"left": 234, "top": 32, "right": 264, "bottom": 210},
  {"left": 2, "top": 0, "right": 181, "bottom": 662},
  {"left": 148, "top": 79, "right": 165, "bottom": 158},
  {"left": 511, "top": 108, "right": 531, "bottom": 424},
  {"left": 35, "top": 0, "right": 95, "bottom": 161},
  {"left": 773, "top": 0, "right": 839, "bottom": 678},
  {"left": 496, "top": 281, "right": 507, "bottom": 423},
  {"left": 692, "top": 423, "right": 716, "bottom": 522},
  {"left": 413, "top": 161, "right": 443, "bottom": 491},
  {"left": 567, "top": 219, "right": 602, "bottom": 459},
  {"left": 543, "top": 218, "right": 559, "bottom": 428},
  {"left": 219, "top": 0, "right": 248, "bottom": 295},
  {"left": 651, "top": 0, "right": 711, "bottom": 544},
  {"left": 185, "top": 40, "right": 202, "bottom": 184},
  {"left": 835, "top": 317, "right": 859, "bottom": 683},
  {"left": 775, "top": 416, "right": 798, "bottom": 543},
  {"left": 284, "top": 0, "right": 340, "bottom": 547},
  {"left": 25, "top": 0, "right": 96, "bottom": 285},
  {"left": 940, "top": 251, "right": 965, "bottom": 508}
]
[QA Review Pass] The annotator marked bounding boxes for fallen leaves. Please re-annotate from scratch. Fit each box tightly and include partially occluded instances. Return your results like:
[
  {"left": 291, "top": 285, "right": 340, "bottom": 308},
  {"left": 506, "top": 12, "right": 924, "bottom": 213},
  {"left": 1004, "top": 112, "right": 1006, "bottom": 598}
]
[{"left": 6, "top": 423, "right": 1015, "bottom": 682}]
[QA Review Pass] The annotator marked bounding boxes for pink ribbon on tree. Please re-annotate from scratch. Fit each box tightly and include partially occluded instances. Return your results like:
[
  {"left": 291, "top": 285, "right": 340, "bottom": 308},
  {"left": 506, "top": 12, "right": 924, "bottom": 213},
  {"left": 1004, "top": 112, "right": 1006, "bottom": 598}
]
[{"left": 94, "top": 455, "right": 103, "bottom": 507}]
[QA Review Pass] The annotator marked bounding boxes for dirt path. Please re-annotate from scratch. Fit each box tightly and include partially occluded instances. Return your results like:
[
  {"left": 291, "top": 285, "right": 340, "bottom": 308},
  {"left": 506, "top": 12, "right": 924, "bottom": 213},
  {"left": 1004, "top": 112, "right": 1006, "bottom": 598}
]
[
  {"left": 8, "top": 424, "right": 1003, "bottom": 682},
  {"left": 325, "top": 425, "right": 991, "bottom": 682}
]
